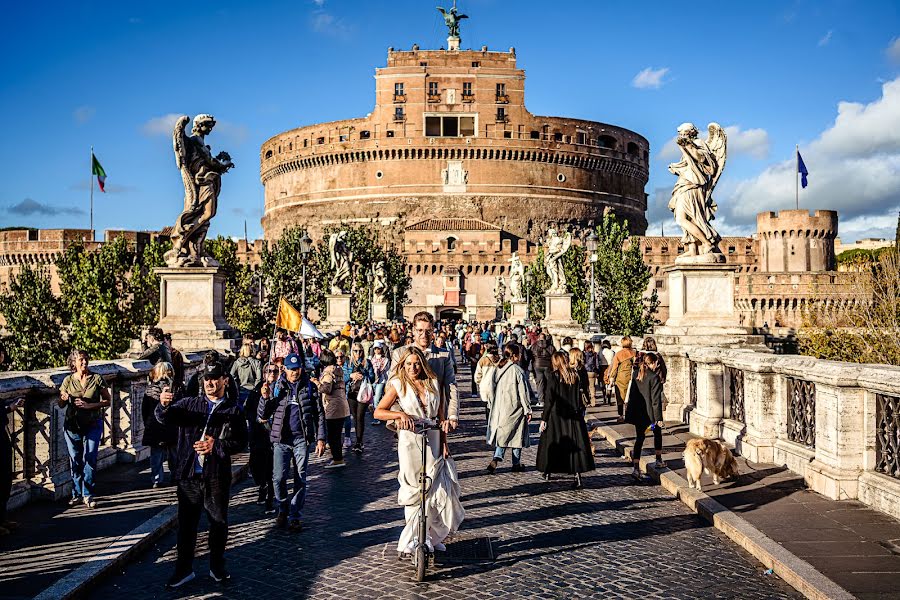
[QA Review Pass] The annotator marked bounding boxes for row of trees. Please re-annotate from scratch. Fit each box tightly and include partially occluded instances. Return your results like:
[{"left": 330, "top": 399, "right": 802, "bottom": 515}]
[{"left": 523, "top": 213, "right": 660, "bottom": 335}]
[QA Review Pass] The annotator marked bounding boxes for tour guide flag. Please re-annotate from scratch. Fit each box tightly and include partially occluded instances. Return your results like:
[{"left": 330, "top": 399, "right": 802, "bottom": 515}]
[
  {"left": 275, "top": 297, "right": 303, "bottom": 333},
  {"left": 91, "top": 153, "right": 107, "bottom": 192},
  {"left": 797, "top": 151, "right": 809, "bottom": 189}
]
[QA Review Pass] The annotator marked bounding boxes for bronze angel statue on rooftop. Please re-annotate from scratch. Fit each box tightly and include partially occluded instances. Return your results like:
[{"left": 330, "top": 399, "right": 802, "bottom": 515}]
[
  {"left": 437, "top": 4, "right": 468, "bottom": 38},
  {"left": 667, "top": 122, "right": 727, "bottom": 264},
  {"left": 164, "top": 114, "right": 235, "bottom": 267}
]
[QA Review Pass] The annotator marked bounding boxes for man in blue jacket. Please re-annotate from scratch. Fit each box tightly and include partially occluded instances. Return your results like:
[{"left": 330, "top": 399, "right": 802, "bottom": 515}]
[
  {"left": 156, "top": 362, "right": 248, "bottom": 589},
  {"left": 257, "top": 353, "right": 326, "bottom": 532}
]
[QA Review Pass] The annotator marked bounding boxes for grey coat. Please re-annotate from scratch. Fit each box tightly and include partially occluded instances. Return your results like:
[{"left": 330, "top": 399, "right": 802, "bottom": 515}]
[{"left": 484, "top": 362, "right": 532, "bottom": 449}]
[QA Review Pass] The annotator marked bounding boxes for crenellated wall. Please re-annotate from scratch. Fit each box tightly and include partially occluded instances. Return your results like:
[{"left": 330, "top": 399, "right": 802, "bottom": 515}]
[{"left": 757, "top": 210, "right": 838, "bottom": 273}]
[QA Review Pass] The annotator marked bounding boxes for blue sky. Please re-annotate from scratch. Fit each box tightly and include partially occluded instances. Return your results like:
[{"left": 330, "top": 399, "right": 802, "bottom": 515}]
[{"left": 2, "top": 0, "right": 899, "bottom": 243}]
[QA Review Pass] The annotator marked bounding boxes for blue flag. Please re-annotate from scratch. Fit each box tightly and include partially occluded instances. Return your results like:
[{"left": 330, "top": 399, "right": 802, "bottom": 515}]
[{"left": 797, "top": 151, "right": 809, "bottom": 188}]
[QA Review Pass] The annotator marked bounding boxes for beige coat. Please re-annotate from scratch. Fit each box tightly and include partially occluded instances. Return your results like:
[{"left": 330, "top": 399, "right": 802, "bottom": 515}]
[{"left": 317, "top": 365, "right": 350, "bottom": 420}]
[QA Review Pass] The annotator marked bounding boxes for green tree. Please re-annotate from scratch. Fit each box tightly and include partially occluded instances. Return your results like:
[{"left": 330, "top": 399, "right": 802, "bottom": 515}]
[
  {"left": 131, "top": 238, "right": 170, "bottom": 328},
  {"left": 594, "top": 213, "right": 659, "bottom": 335},
  {"left": 259, "top": 227, "right": 321, "bottom": 323},
  {"left": 207, "top": 236, "right": 267, "bottom": 334},
  {"left": 523, "top": 244, "right": 589, "bottom": 324},
  {"left": 0, "top": 264, "right": 67, "bottom": 370},
  {"left": 56, "top": 236, "right": 137, "bottom": 359}
]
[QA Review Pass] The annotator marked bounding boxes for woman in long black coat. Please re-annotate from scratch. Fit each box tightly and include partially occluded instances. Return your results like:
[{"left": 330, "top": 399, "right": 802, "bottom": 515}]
[
  {"left": 623, "top": 352, "right": 665, "bottom": 482},
  {"left": 536, "top": 352, "right": 595, "bottom": 489}
]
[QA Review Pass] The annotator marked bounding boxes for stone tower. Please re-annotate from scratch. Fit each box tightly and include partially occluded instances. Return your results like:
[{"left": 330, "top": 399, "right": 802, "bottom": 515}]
[{"left": 757, "top": 209, "right": 838, "bottom": 272}]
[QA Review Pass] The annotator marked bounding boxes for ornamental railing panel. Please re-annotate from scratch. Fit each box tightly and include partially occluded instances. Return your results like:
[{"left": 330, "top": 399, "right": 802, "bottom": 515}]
[
  {"left": 875, "top": 393, "right": 900, "bottom": 480},
  {"left": 727, "top": 366, "right": 745, "bottom": 423},
  {"left": 689, "top": 360, "right": 698, "bottom": 407},
  {"left": 787, "top": 377, "right": 816, "bottom": 448}
]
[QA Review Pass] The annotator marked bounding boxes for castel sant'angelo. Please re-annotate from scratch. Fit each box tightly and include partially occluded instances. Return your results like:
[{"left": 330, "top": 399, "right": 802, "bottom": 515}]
[{"left": 259, "top": 12, "right": 650, "bottom": 320}]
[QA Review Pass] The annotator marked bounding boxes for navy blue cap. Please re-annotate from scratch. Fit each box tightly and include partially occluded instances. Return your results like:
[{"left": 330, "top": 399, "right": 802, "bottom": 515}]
[{"left": 284, "top": 353, "right": 302, "bottom": 370}]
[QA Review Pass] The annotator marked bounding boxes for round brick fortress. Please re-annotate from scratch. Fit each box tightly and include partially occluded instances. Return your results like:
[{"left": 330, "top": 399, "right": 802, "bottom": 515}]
[{"left": 260, "top": 47, "right": 649, "bottom": 243}]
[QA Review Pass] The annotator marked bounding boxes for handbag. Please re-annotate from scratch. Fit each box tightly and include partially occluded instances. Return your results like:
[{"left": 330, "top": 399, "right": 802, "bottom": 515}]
[{"left": 358, "top": 378, "right": 374, "bottom": 404}]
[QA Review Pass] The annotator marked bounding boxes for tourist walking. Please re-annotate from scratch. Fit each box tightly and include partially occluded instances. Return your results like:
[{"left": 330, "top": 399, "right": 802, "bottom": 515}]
[
  {"left": 624, "top": 352, "right": 666, "bottom": 481},
  {"left": 583, "top": 341, "right": 601, "bottom": 407},
  {"left": 311, "top": 349, "right": 350, "bottom": 468},
  {"left": 164, "top": 333, "right": 186, "bottom": 387},
  {"left": 605, "top": 336, "right": 637, "bottom": 423},
  {"left": 156, "top": 362, "right": 248, "bottom": 588},
  {"left": 258, "top": 353, "right": 326, "bottom": 530},
  {"left": 245, "top": 363, "right": 279, "bottom": 513},
  {"left": 59, "top": 349, "right": 112, "bottom": 509},
  {"left": 568, "top": 347, "right": 591, "bottom": 416},
  {"left": 640, "top": 337, "right": 667, "bottom": 383},
  {"left": 475, "top": 346, "right": 499, "bottom": 438},
  {"left": 142, "top": 362, "right": 179, "bottom": 488},
  {"left": 273, "top": 328, "right": 299, "bottom": 360},
  {"left": 531, "top": 332, "right": 555, "bottom": 407},
  {"left": 600, "top": 340, "right": 614, "bottom": 404},
  {"left": 536, "top": 352, "right": 595, "bottom": 489},
  {"left": 483, "top": 344, "right": 532, "bottom": 473},
  {"left": 374, "top": 346, "right": 465, "bottom": 555},
  {"left": 345, "top": 342, "right": 375, "bottom": 453},
  {"left": 370, "top": 344, "right": 390, "bottom": 425},
  {"left": 230, "top": 343, "right": 261, "bottom": 408}
]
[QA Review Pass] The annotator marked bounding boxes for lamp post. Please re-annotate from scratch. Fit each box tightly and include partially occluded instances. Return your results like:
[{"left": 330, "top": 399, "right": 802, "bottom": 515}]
[
  {"left": 366, "top": 270, "right": 374, "bottom": 322},
  {"left": 392, "top": 284, "right": 398, "bottom": 321},
  {"left": 524, "top": 270, "right": 532, "bottom": 323},
  {"left": 586, "top": 230, "right": 598, "bottom": 330},
  {"left": 299, "top": 231, "right": 312, "bottom": 316}
]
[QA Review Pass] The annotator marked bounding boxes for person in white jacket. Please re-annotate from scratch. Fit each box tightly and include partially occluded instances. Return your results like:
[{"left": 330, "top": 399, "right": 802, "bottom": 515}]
[{"left": 483, "top": 344, "right": 532, "bottom": 474}]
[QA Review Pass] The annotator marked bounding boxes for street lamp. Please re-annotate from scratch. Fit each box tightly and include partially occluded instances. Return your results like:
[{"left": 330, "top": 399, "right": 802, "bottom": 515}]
[
  {"left": 524, "top": 270, "right": 532, "bottom": 323},
  {"left": 392, "top": 284, "right": 398, "bottom": 321},
  {"left": 366, "top": 270, "right": 374, "bottom": 322},
  {"left": 299, "top": 231, "right": 312, "bottom": 316},
  {"left": 586, "top": 230, "right": 599, "bottom": 330}
]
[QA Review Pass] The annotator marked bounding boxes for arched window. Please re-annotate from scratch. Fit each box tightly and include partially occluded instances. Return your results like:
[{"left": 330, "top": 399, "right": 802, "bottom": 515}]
[
  {"left": 265, "top": 150, "right": 273, "bottom": 159},
  {"left": 447, "top": 236, "right": 458, "bottom": 251},
  {"left": 627, "top": 142, "right": 639, "bottom": 156},
  {"left": 598, "top": 135, "right": 617, "bottom": 149}
]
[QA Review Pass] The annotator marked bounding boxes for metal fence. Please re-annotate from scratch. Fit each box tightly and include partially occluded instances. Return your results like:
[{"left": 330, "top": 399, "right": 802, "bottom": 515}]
[
  {"left": 726, "top": 366, "right": 745, "bottom": 423},
  {"left": 875, "top": 393, "right": 900, "bottom": 480},
  {"left": 787, "top": 377, "right": 816, "bottom": 448}
]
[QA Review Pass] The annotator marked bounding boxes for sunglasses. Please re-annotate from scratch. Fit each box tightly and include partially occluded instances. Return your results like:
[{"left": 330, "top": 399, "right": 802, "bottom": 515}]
[{"left": 265, "top": 369, "right": 279, "bottom": 374}]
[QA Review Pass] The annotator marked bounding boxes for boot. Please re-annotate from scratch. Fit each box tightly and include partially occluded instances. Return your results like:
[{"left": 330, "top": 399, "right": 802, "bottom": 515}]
[{"left": 486, "top": 459, "right": 499, "bottom": 474}]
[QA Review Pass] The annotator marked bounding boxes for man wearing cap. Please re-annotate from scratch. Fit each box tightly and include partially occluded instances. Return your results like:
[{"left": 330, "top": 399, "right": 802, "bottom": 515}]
[
  {"left": 391, "top": 311, "right": 459, "bottom": 435},
  {"left": 258, "top": 353, "right": 326, "bottom": 532},
  {"left": 156, "top": 362, "right": 248, "bottom": 589}
]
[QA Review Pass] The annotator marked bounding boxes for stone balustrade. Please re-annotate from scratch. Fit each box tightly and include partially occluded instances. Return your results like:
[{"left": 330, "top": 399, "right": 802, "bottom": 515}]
[
  {"left": 1, "top": 355, "right": 201, "bottom": 512},
  {"left": 659, "top": 345, "right": 900, "bottom": 520}
]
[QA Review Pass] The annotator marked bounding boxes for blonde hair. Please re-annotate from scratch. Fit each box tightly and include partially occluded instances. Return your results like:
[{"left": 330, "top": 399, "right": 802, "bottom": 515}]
[
  {"left": 392, "top": 346, "right": 437, "bottom": 396},
  {"left": 150, "top": 361, "right": 174, "bottom": 383},
  {"left": 239, "top": 343, "right": 254, "bottom": 359},
  {"left": 568, "top": 347, "right": 585, "bottom": 370},
  {"left": 621, "top": 336, "right": 633, "bottom": 349},
  {"left": 350, "top": 342, "right": 368, "bottom": 367},
  {"left": 551, "top": 351, "right": 578, "bottom": 386}
]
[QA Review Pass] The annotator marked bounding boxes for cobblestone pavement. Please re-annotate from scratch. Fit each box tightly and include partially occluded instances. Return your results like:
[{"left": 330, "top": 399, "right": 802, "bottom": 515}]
[{"left": 94, "top": 365, "right": 800, "bottom": 599}]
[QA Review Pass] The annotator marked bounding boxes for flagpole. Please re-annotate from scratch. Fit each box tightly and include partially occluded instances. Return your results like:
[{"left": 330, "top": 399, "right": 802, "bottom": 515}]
[
  {"left": 90, "top": 145, "right": 94, "bottom": 241},
  {"left": 795, "top": 144, "right": 799, "bottom": 210}
]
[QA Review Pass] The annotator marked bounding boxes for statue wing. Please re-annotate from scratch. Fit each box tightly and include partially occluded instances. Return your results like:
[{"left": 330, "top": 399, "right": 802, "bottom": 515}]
[
  {"left": 437, "top": 7, "right": 447, "bottom": 17},
  {"left": 561, "top": 232, "right": 573, "bottom": 254},
  {"left": 706, "top": 123, "right": 728, "bottom": 190},
  {"left": 172, "top": 115, "right": 191, "bottom": 170},
  {"left": 328, "top": 234, "right": 337, "bottom": 269},
  {"left": 458, "top": 13, "right": 469, "bottom": 19}
]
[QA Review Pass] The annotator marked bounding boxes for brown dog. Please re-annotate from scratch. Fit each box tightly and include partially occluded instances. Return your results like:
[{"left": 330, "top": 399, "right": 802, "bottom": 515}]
[{"left": 683, "top": 438, "right": 739, "bottom": 491}]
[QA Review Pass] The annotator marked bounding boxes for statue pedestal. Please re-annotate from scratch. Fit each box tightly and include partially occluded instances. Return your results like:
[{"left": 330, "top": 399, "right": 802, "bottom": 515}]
[
  {"left": 323, "top": 294, "right": 352, "bottom": 331},
  {"left": 447, "top": 36, "right": 460, "bottom": 51},
  {"left": 510, "top": 301, "right": 529, "bottom": 323},
  {"left": 372, "top": 301, "right": 388, "bottom": 322},
  {"left": 543, "top": 293, "right": 575, "bottom": 325},
  {"left": 155, "top": 267, "right": 240, "bottom": 353}
]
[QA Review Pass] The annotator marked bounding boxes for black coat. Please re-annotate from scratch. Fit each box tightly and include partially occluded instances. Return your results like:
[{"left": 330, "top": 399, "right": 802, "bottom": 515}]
[
  {"left": 142, "top": 381, "right": 179, "bottom": 447},
  {"left": 155, "top": 394, "right": 248, "bottom": 483},
  {"left": 624, "top": 369, "right": 664, "bottom": 429},
  {"left": 536, "top": 372, "right": 595, "bottom": 474}
]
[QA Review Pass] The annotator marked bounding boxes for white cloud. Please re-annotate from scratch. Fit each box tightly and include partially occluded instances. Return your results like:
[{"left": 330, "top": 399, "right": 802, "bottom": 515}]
[
  {"left": 725, "top": 77, "right": 900, "bottom": 238},
  {"left": 887, "top": 37, "right": 900, "bottom": 63},
  {"left": 818, "top": 30, "right": 833, "bottom": 47},
  {"left": 73, "top": 106, "right": 95, "bottom": 124},
  {"left": 837, "top": 213, "right": 898, "bottom": 242},
  {"left": 309, "top": 2, "right": 353, "bottom": 38},
  {"left": 311, "top": 0, "right": 326, "bottom": 6},
  {"left": 657, "top": 125, "right": 770, "bottom": 160},
  {"left": 141, "top": 113, "right": 181, "bottom": 136},
  {"left": 631, "top": 67, "right": 669, "bottom": 90}
]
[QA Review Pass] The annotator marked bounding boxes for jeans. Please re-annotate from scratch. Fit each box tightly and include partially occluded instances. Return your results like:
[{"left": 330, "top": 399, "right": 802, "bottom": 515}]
[
  {"left": 534, "top": 368, "right": 550, "bottom": 405},
  {"left": 272, "top": 438, "right": 310, "bottom": 520},
  {"left": 175, "top": 478, "right": 230, "bottom": 574},
  {"left": 150, "top": 446, "right": 173, "bottom": 485},
  {"left": 493, "top": 446, "right": 522, "bottom": 466},
  {"left": 343, "top": 415, "right": 351, "bottom": 438},
  {"left": 64, "top": 422, "right": 102, "bottom": 499}
]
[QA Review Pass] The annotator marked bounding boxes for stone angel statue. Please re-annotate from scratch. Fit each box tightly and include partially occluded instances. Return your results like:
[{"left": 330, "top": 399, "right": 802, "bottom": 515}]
[
  {"left": 667, "top": 122, "right": 727, "bottom": 263},
  {"left": 164, "top": 114, "right": 235, "bottom": 268},
  {"left": 329, "top": 231, "right": 353, "bottom": 294},
  {"left": 544, "top": 228, "right": 572, "bottom": 294},
  {"left": 508, "top": 252, "right": 525, "bottom": 302},
  {"left": 437, "top": 5, "right": 468, "bottom": 38},
  {"left": 372, "top": 260, "right": 388, "bottom": 303}
]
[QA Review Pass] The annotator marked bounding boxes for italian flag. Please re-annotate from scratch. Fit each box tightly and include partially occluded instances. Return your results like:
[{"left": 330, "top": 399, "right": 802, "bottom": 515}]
[{"left": 92, "top": 152, "right": 107, "bottom": 192}]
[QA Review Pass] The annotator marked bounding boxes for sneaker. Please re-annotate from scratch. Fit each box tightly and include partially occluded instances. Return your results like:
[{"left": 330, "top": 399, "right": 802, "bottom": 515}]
[
  {"left": 152, "top": 482, "right": 160, "bottom": 489},
  {"left": 433, "top": 541, "right": 447, "bottom": 552},
  {"left": 486, "top": 459, "right": 499, "bottom": 474},
  {"left": 275, "top": 513, "right": 288, "bottom": 528},
  {"left": 654, "top": 459, "right": 667, "bottom": 469},
  {"left": 630, "top": 467, "right": 643, "bottom": 482},
  {"left": 324, "top": 460, "right": 346, "bottom": 469},
  {"left": 351, "top": 442, "right": 362, "bottom": 454},
  {"left": 68, "top": 496, "right": 82, "bottom": 507},
  {"left": 166, "top": 570, "right": 195, "bottom": 588},
  {"left": 288, "top": 519, "right": 303, "bottom": 532},
  {"left": 84, "top": 497, "right": 97, "bottom": 509},
  {"left": 343, "top": 436, "right": 352, "bottom": 449},
  {"left": 209, "top": 567, "right": 230, "bottom": 583}
]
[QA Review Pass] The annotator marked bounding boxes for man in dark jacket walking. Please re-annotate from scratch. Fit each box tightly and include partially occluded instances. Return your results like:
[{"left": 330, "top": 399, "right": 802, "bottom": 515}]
[
  {"left": 156, "top": 362, "right": 248, "bottom": 589},
  {"left": 258, "top": 353, "right": 326, "bottom": 532},
  {"left": 530, "top": 333, "right": 555, "bottom": 407}
]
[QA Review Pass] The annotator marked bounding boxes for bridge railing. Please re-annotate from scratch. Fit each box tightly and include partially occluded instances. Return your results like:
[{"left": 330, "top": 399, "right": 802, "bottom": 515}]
[
  {"left": 1, "top": 355, "right": 202, "bottom": 512},
  {"left": 660, "top": 345, "right": 900, "bottom": 521}
]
